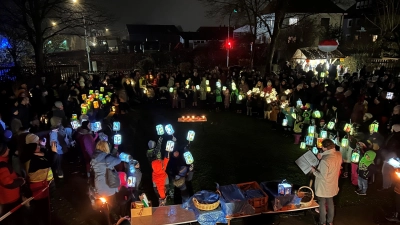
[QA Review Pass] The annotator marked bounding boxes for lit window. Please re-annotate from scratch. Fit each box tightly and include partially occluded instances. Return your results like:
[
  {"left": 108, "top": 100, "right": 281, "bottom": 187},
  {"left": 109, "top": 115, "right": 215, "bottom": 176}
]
[
  {"left": 289, "top": 17, "right": 298, "bottom": 25},
  {"left": 373, "top": 35, "right": 378, "bottom": 42}
]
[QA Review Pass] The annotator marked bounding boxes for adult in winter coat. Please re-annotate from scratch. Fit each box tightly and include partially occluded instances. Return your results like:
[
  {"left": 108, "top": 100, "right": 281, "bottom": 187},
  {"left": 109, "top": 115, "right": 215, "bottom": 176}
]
[
  {"left": 311, "top": 139, "right": 342, "bottom": 225},
  {"left": 91, "top": 141, "right": 121, "bottom": 204},
  {"left": 77, "top": 121, "right": 98, "bottom": 177},
  {"left": 0, "top": 143, "right": 26, "bottom": 225}
]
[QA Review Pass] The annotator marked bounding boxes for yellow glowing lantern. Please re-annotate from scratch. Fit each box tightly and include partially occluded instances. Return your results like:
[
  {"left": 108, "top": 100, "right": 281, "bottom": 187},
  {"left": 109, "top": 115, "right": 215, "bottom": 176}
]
[
  {"left": 351, "top": 151, "right": 360, "bottom": 163},
  {"left": 344, "top": 123, "right": 352, "bottom": 133},
  {"left": 93, "top": 101, "right": 99, "bottom": 109},
  {"left": 321, "top": 72, "right": 325, "bottom": 78},
  {"left": 95, "top": 93, "right": 99, "bottom": 99},
  {"left": 369, "top": 121, "right": 379, "bottom": 134},
  {"left": 327, "top": 121, "right": 335, "bottom": 130},
  {"left": 99, "top": 94, "right": 103, "bottom": 99},
  {"left": 206, "top": 87, "right": 211, "bottom": 92},
  {"left": 82, "top": 94, "right": 87, "bottom": 101},
  {"left": 312, "top": 110, "right": 321, "bottom": 118},
  {"left": 317, "top": 138, "right": 323, "bottom": 148},
  {"left": 81, "top": 104, "right": 88, "bottom": 115},
  {"left": 300, "top": 142, "right": 306, "bottom": 149},
  {"left": 238, "top": 95, "right": 243, "bottom": 101},
  {"left": 100, "top": 87, "right": 104, "bottom": 92},
  {"left": 72, "top": 114, "right": 77, "bottom": 121}
]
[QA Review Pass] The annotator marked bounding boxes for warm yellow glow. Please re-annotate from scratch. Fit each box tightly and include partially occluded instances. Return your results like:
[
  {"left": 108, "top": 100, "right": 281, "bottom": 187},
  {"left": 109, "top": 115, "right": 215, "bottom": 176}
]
[
  {"left": 396, "top": 171, "right": 400, "bottom": 179},
  {"left": 51, "top": 22, "right": 57, "bottom": 26},
  {"left": 106, "top": 28, "right": 109, "bottom": 31},
  {"left": 72, "top": 0, "right": 77, "bottom": 3},
  {"left": 99, "top": 197, "right": 106, "bottom": 203}
]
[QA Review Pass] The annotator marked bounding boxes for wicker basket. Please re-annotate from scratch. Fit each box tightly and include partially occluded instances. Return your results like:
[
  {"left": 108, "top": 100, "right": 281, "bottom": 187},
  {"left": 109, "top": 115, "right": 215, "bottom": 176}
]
[
  {"left": 297, "top": 186, "right": 314, "bottom": 207},
  {"left": 192, "top": 198, "right": 220, "bottom": 211},
  {"left": 173, "top": 177, "right": 186, "bottom": 188}
]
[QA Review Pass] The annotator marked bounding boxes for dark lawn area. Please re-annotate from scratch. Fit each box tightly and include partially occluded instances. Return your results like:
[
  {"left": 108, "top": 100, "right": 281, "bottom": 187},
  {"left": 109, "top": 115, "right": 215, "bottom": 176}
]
[{"left": 50, "top": 102, "right": 396, "bottom": 225}]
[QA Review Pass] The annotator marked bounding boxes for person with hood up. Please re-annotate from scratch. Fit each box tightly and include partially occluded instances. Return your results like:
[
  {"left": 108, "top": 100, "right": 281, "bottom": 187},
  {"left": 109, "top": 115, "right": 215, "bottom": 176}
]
[
  {"left": 0, "top": 142, "right": 26, "bottom": 225},
  {"left": 147, "top": 136, "right": 170, "bottom": 206},
  {"left": 356, "top": 150, "right": 377, "bottom": 195},
  {"left": 77, "top": 121, "right": 98, "bottom": 177}
]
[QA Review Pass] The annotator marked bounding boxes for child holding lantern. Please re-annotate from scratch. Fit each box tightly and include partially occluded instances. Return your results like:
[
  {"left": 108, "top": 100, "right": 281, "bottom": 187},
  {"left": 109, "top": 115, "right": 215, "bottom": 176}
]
[{"left": 356, "top": 150, "right": 377, "bottom": 195}]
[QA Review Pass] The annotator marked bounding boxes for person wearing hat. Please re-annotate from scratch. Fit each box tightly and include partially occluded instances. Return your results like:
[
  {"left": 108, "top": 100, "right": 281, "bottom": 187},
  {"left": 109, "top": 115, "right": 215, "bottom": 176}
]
[
  {"left": 24, "top": 134, "right": 54, "bottom": 225},
  {"left": 0, "top": 142, "right": 26, "bottom": 225},
  {"left": 52, "top": 101, "right": 66, "bottom": 121},
  {"left": 76, "top": 121, "right": 98, "bottom": 177}
]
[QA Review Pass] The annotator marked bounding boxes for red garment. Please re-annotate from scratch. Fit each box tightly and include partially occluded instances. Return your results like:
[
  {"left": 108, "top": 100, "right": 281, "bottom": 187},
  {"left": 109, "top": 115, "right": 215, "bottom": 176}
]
[
  {"left": 151, "top": 158, "right": 169, "bottom": 199},
  {"left": 30, "top": 180, "right": 50, "bottom": 200},
  {"left": 118, "top": 172, "right": 128, "bottom": 191},
  {"left": 0, "top": 156, "right": 22, "bottom": 204},
  {"left": 263, "top": 86, "right": 273, "bottom": 94}
]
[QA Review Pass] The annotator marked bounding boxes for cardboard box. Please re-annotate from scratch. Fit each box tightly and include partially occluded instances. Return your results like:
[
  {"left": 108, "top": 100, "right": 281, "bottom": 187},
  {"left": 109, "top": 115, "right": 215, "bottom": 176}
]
[{"left": 131, "top": 202, "right": 152, "bottom": 217}]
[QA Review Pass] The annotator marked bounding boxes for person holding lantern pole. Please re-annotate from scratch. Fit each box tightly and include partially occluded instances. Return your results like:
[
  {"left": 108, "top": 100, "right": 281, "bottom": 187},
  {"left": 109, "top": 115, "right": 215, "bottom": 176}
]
[{"left": 147, "top": 136, "right": 170, "bottom": 206}]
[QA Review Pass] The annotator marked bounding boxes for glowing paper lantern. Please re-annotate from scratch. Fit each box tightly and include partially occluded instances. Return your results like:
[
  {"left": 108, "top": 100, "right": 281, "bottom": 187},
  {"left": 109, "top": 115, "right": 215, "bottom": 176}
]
[
  {"left": 297, "top": 99, "right": 303, "bottom": 107},
  {"left": 196, "top": 85, "right": 200, "bottom": 90},
  {"left": 216, "top": 82, "right": 221, "bottom": 88},
  {"left": 94, "top": 122, "right": 102, "bottom": 132},
  {"left": 351, "top": 151, "right": 360, "bottom": 163},
  {"left": 100, "top": 87, "right": 104, "bottom": 92},
  {"left": 222, "top": 86, "right": 227, "bottom": 91},
  {"left": 114, "top": 134, "right": 122, "bottom": 145},
  {"left": 291, "top": 113, "right": 297, "bottom": 119},
  {"left": 111, "top": 106, "right": 116, "bottom": 112},
  {"left": 82, "top": 94, "right": 87, "bottom": 101},
  {"left": 327, "top": 121, "right": 335, "bottom": 130},
  {"left": 206, "top": 87, "right": 211, "bottom": 92},
  {"left": 312, "top": 110, "right": 321, "bottom": 118},
  {"left": 308, "top": 126, "right": 315, "bottom": 135},
  {"left": 183, "top": 151, "right": 194, "bottom": 164},
  {"left": 317, "top": 138, "right": 323, "bottom": 148},
  {"left": 89, "top": 90, "right": 94, "bottom": 95},
  {"left": 127, "top": 176, "right": 136, "bottom": 188},
  {"left": 187, "top": 130, "right": 195, "bottom": 142},
  {"left": 344, "top": 123, "right": 352, "bottom": 133},
  {"left": 101, "top": 99, "right": 107, "bottom": 105},
  {"left": 119, "top": 152, "right": 132, "bottom": 163},
  {"left": 81, "top": 104, "right": 88, "bottom": 115},
  {"left": 312, "top": 147, "right": 319, "bottom": 155},
  {"left": 238, "top": 95, "right": 243, "bottom": 101},
  {"left": 93, "top": 101, "right": 99, "bottom": 109},
  {"left": 300, "top": 142, "right": 306, "bottom": 149},
  {"left": 71, "top": 121, "right": 80, "bottom": 130},
  {"left": 252, "top": 88, "right": 259, "bottom": 93},
  {"left": 169, "top": 87, "right": 174, "bottom": 93},
  {"left": 166, "top": 141, "right": 175, "bottom": 152},
  {"left": 320, "top": 130, "right": 328, "bottom": 139},
  {"left": 320, "top": 72, "right": 325, "bottom": 78},
  {"left": 113, "top": 122, "right": 121, "bottom": 132},
  {"left": 260, "top": 92, "right": 265, "bottom": 97},
  {"left": 369, "top": 121, "right": 379, "bottom": 134},
  {"left": 206, "top": 80, "right": 210, "bottom": 85},
  {"left": 282, "top": 118, "right": 288, "bottom": 126},
  {"left": 72, "top": 114, "right": 77, "bottom": 121},
  {"left": 99, "top": 94, "right": 103, "bottom": 99},
  {"left": 247, "top": 90, "right": 252, "bottom": 96},
  {"left": 341, "top": 138, "right": 349, "bottom": 148},
  {"left": 284, "top": 89, "right": 291, "bottom": 95},
  {"left": 306, "top": 136, "right": 314, "bottom": 146},
  {"left": 165, "top": 124, "right": 174, "bottom": 135},
  {"left": 129, "top": 164, "right": 136, "bottom": 174},
  {"left": 156, "top": 124, "right": 164, "bottom": 135}
]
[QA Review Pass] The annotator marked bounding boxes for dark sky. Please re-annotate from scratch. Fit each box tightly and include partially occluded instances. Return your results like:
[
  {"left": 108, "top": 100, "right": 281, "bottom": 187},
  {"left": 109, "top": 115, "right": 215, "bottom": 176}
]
[{"left": 98, "top": 0, "right": 223, "bottom": 34}]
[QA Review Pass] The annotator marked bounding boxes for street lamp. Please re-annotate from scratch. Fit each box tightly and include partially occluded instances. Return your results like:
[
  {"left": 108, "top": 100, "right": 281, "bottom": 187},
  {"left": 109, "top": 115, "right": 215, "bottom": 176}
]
[
  {"left": 51, "top": 21, "right": 57, "bottom": 26},
  {"left": 72, "top": 0, "right": 91, "bottom": 72},
  {"left": 227, "top": 8, "right": 238, "bottom": 68}
]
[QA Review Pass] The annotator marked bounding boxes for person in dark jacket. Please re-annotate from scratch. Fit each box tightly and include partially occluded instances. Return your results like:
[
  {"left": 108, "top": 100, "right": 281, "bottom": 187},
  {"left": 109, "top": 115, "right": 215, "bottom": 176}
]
[
  {"left": 356, "top": 151, "right": 377, "bottom": 195},
  {"left": 0, "top": 142, "right": 26, "bottom": 225},
  {"left": 76, "top": 121, "right": 98, "bottom": 177}
]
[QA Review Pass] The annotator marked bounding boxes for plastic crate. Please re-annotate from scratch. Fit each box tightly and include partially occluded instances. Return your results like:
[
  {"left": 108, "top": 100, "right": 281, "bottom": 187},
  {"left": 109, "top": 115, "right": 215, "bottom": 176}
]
[{"left": 237, "top": 181, "right": 268, "bottom": 213}]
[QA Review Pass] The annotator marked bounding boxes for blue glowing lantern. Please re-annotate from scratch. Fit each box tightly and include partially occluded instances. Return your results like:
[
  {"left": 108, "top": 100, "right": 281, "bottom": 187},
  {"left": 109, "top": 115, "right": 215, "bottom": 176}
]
[
  {"left": 312, "top": 147, "right": 319, "bottom": 155},
  {"left": 156, "top": 124, "right": 164, "bottom": 135},
  {"left": 95, "top": 122, "right": 102, "bottom": 132},
  {"left": 320, "top": 130, "right": 328, "bottom": 139},
  {"left": 187, "top": 130, "right": 195, "bottom": 142},
  {"left": 183, "top": 151, "right": 194, "bottom": 164},
  {"left": 129, "top": 164, "right": 136, "bottom": 174},
  {"left": 114, "top": 134, "right": 122, "bottom": 145},
  {"left": 216, "top": 82, "right": 221, "bottom": 88},
  {"left": 296, "top": 99, "right": 303, "bottom": 107},
  {"left": 113, "top": 121, "right": 120, "bottom": 132},
  {"left": 166, "top": 140, "right": 175, "bottom": 152},
  {"left": 351, "top": 151, "right": 360, "bottom": 163},
  {"left": 119, "top": 152, "right": 132, "bottom": 163},
  {"left": 71, "top": 120, "right": 80, "bottom": 130},
  {"left": 127, "top": 176, "right": 136, "bottom": 188},
  {"left": 165, "top": 124, "right": 174, "bottom": 135},
  {"left": 282, "top": 118, "right": 288, "bottom": 126},
  {"left": 306, "top": 136, "right": 314, "bottom": 146}
]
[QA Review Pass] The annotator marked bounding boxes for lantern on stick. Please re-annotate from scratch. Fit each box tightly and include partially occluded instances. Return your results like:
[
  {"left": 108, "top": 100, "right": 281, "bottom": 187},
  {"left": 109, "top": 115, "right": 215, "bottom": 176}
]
[
  {"left": 196, "top": 85, "right": 200, "bottom": 90},
  {"left": 312, "top": 147, "right": 319, "bottom": 155},
  {"left": 312, "top": 110, "right": 322, "bottom": 118},
  {"left": 238, "top": 95, "right": 243, "bottom": 101},
  {"left": 317, "top": 138, "right": 323, "bottom": 148},
  {"left": 72, "top": 114, "right": 77, "bottom": 121},
  {"left": 306, "top": 136, "right": 314, "bottom": 146},
  {"left": 308, "top": 126, "right": 315, "bottom": 136},
  {"left": 71, "top": 120, "right": 80, "bottom": 130},
  {"left": 327, "top": 120, "right": 335, "bottom": 130},
  {"left": 89, "top": 90, "right": 94, "bottom": 95},
  {"left": 114, "top": 134, "right": 122, "bottom": 145},
  {"left": 282, "top": 118, "right": 288, "bottom": 126},
  {"left": 351, "top": 150, "right": 360, "bottom": 163},
  {"left": 320, "top": 130, "right": 328, "bottom": 139},
  {"left": 296, "top": 99, "right": 303, "bottom": 107},
  {"left": 93, "top": 101, "right": 99, "bottom": 109},
  {"left": 165, "top": 124, "right": 174, "bottom": 135},
  {"left": 99, "top": 94, "right": 103, "bottom": 99},
  {"left": 183, "top": 151, "right": 194, "bottom": 164},
  {"left": 169, "top": 87, "right": 174, "bottom": 93},
  {"left": 369, "top": 121, "right": 379, "bottom": 134},
  {"left": 82, "top": 94, "right": 87, "bottom": 101},
  {"left": 344, "top": 123, "right": 352, "bottom": 133},
  {"left": 111, "top": 106, "right": 116, "bottom": 112},
  {"left": 101, "top": 98, "right": 107, "bottom": 105},
  {"left": 81, "top": 104, "right": 88, "bottom": 115},
  {"left": 341, "top": 137, "right": 349, "bottom": 148},
  {"left": 187, "top": 130, "right": 195, "bottom": 142},
  {"left": 206, "top": 87, "right": 211, "bottom": 92},
  {"left": 113, "top": 122, "right": 121, "bottom": 132},
  {"left": 100, "top": 87, "right": 104, "bottom": 92},
  {"left": 156, "top": 124, "right": 164, "bottom": 135},
  {"left": 166, "top": 141, "right": 175, "bottom": 152},
  {"left": 300, "top": 142, "right": 306, "bottom": 149},
  {"left": 222, "top": 86, "right": 227, "bottom": 91}
]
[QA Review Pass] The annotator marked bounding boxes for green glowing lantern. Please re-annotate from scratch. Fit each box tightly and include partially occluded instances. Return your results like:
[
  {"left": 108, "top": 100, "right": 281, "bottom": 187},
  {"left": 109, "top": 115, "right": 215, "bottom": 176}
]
[
  {"left": 100, "top": 87, "right": 104, "bottom": 92},
  {"left": 101, "top": 98, "right": 107, "bottom": 105},
  {"left": 300, "top": 142, "right": 306, "bottom": 149},
  {"left": 312, "top": 110, "right": 321, "bottom": 118},
  {"left": 369, "top": 121, "right": 379, "bottom": 134},
  {"left": 327, "top": 121, "right": 335, "bottom": 130},
  {"left": 81, "top": 104, "right": 88, "bottom": 115},
  {"left": 89, "top": 90, "right": 93, "bottom": 95}
]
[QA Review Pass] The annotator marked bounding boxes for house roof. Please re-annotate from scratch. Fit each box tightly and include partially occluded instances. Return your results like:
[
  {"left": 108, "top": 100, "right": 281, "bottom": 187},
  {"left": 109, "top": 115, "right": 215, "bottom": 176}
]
[
  {"left": 261, "top": 0, "right": 345, "bottom": 14},
  {"left": 180, "top": 27, "right": 233, "bottom": 41},
  {"left": 126, "top": 24, "right": 180, "bottom": 35},
  {"left": 292, "top": 47, "right": 345, "bottom": 60}
]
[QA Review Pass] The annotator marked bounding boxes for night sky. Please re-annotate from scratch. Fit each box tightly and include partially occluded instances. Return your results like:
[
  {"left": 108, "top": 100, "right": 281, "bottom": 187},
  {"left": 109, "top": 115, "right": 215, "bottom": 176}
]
[{"left": 98, "top": 0, "right": 222, "bottom": 34}]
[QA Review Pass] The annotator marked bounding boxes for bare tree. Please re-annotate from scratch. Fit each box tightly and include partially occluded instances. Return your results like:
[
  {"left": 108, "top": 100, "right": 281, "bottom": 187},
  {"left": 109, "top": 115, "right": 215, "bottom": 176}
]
[
  {"left": 0, "top": 23, "right": 32, "bottom": 68},
  {"left": 366, "top": 0, "right": 400, "bottom": 57},
  {"left": 0, "top": 0, "right": 113, "bottom": 75}
]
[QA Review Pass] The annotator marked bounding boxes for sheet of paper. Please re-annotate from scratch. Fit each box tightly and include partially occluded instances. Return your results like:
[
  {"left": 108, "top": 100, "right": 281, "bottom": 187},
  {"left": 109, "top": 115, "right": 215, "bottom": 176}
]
[
  {"left": 303, "top": 151, "right": 319, "bottom": 167},
  {"left": 295, "top": 151, "right": 319, "bottom": 174}
]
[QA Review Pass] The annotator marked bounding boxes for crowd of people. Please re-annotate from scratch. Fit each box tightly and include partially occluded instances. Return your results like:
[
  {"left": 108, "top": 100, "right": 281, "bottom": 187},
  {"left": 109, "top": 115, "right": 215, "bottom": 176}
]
[{"left": 0, "top": 63, "right": 399, "bottom": 225}]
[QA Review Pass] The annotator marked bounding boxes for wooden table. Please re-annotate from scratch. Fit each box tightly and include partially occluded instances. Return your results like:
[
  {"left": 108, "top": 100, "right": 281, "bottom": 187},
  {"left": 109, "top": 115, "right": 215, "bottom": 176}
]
[{"left": 130, "top": 205, "right": 196, "bottom": 225}]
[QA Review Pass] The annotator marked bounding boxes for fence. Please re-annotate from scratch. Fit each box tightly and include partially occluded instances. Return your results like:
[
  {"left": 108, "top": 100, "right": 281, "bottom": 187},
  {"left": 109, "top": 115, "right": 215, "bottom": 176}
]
[{"left": 368, "top": 58, "right": 400, "bottom": 74}]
